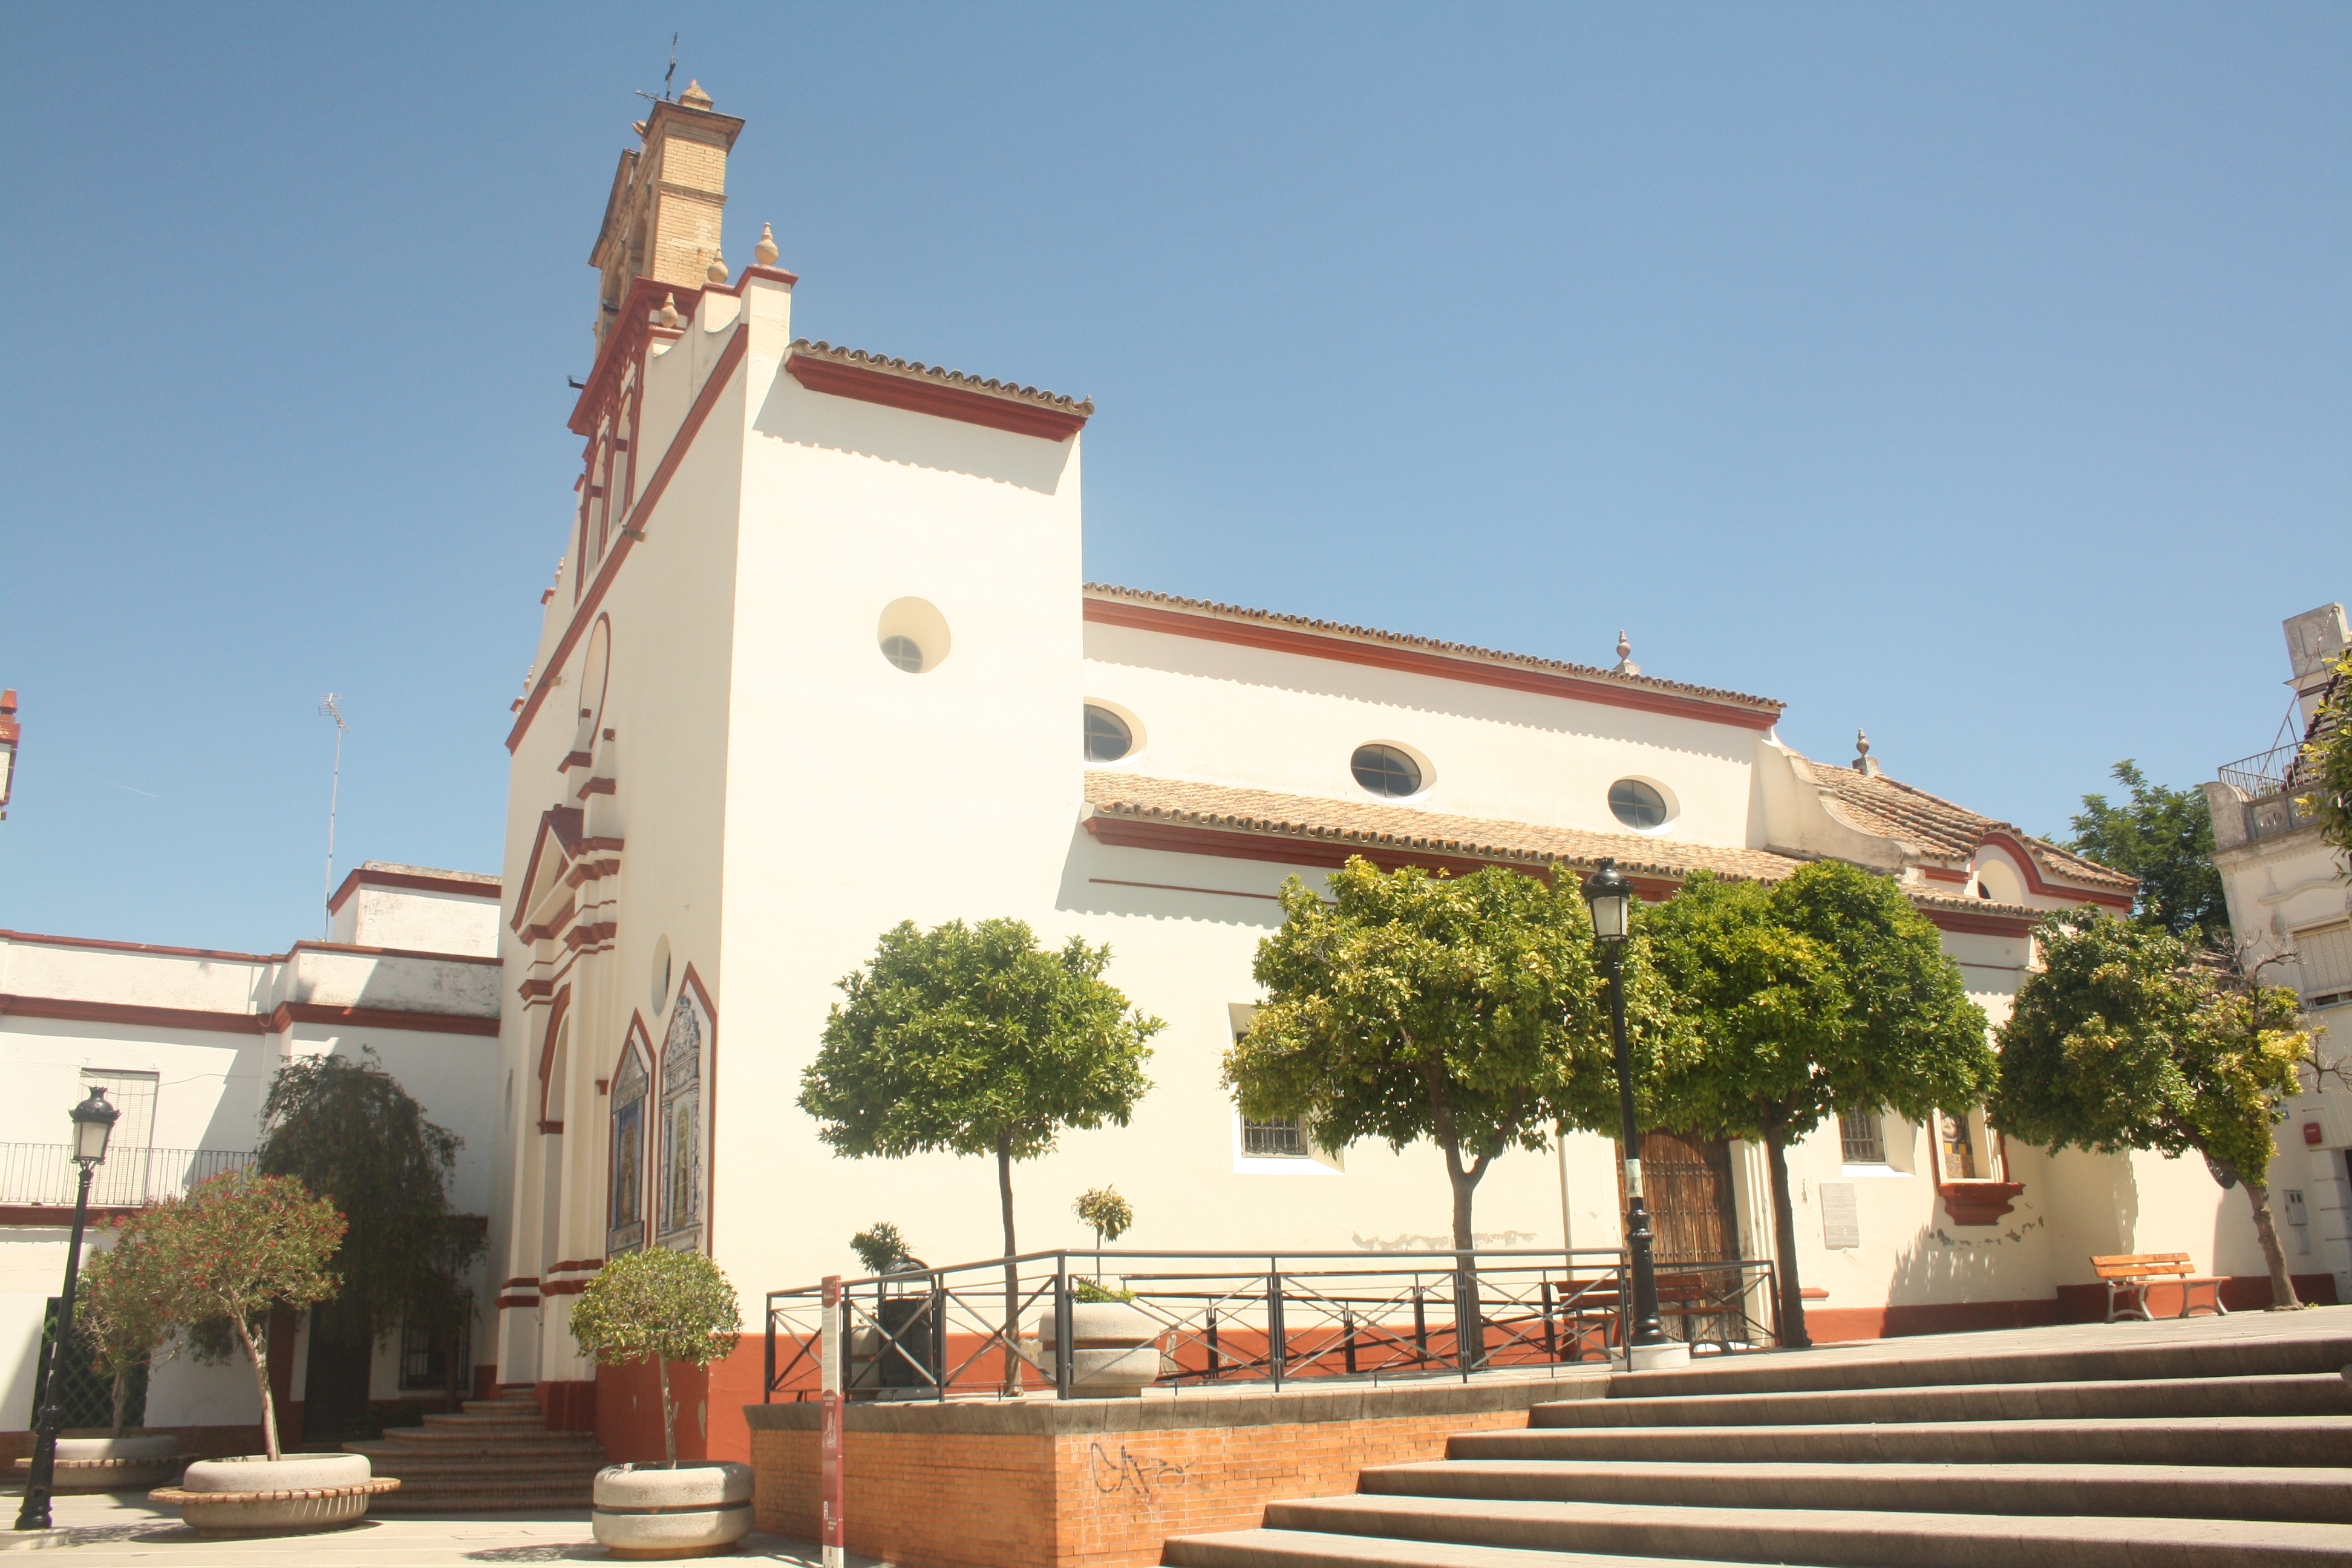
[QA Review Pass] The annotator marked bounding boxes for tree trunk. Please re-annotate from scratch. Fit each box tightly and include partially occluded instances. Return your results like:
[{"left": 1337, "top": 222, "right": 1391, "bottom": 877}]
[
  {"left": 230, "top": 1310, "right": 280, "bottom": 1461},
  {"left": 2244, "top": 1180, "right": 2302, "bottom": 1310},
  {"left": 1762, "top": 1129, "right": 1812, "bottom": 1351},
  {"left": 656, "top": 1353, "right": 676, "bottom": 1468},
  {"left": 997, "top": 1134, "right": 1021, "bottom": 1396},
  {"left": 109, "top": 1369, "right": 129, "bottom": 1439}
]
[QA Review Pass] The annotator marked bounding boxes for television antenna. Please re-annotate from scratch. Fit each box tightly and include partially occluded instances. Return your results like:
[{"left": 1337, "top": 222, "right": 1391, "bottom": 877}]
[
  {"left": 634, "top": 34, "right": 680, "bottom": 104},
  {"left": 318, "top": 695, "right": 348, "bottom": 941}
]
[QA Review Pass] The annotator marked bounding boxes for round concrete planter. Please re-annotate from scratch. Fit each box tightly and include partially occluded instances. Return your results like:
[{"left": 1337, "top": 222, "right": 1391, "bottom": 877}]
[
  {"left": 592, "top": 1460, "right": 754, "bottom": 1561},
  {"left": 11, "top": 1434, "right": 191, "bottom": 1492},
  {"left": 149, "top": 1452, "right": 396, "bottom": 1537},
  {"left": 1040, "top": 1302, "right": 1164, "bottom": 1397}
]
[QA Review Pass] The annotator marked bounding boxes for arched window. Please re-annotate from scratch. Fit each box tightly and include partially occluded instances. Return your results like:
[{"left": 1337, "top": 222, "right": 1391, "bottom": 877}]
[
  {"left": 656, "top": 979, "right": 713, "bottom": 1249},
  {"left": 607, "top": 1030, "right": 652, "bottom": 1256}
]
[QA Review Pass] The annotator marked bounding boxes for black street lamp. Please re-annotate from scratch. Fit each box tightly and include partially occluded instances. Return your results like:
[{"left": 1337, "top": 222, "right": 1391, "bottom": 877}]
[
  {"left": 15, "top": 1087, "right": 120, "bottom": 1532},
  {"left": 1581, "top": 860, "right": 1673, "bottom": 1362}
]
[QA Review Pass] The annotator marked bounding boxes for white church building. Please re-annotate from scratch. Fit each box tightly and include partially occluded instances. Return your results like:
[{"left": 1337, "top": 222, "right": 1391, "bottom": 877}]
[{"left": 483, "top": 85, "right": 2315, "bottom": 1467}]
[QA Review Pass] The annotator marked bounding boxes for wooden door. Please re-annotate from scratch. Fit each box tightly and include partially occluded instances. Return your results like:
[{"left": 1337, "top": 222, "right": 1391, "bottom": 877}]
[{"left": 1618, "top": 1131, "right": 1738, "bottom": 1262}]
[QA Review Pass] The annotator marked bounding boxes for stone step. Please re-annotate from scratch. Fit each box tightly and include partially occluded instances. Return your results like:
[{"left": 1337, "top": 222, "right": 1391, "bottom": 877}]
[
  {"left": 1167, "top": 1528, "right": 1769, "bottom": 1568},
  {"left": 372, "top": 1425, "right": 587, "bottom": 1447},
  {"left": 1602, "top": 1333, "right": 2352, "bottom": 1401},
  {"left": 1452, "top": 1414, "right": 2352, "bottom": 1468},
  {"left": 350, "top": 1449, "right": 607, "bottom": 1478},
  {"left": 1361, "top": 1458, "right": 2352, "bottom": 1524},
  {"left": 357, "top": 1431, "right": 599, "bottom": 1455},
  {"left": 460, "top": 1398, "right": 540, "bottom": 1416},
  {"left": 1530, "top": 1373, "right": 2348, "bottom": 1428},
  {"left": 1259, "top": 1492, "right": 2352, "bottom": 1568},
  {"left": 420, "top": 1411, "right": 552, "bottom": 1429}
]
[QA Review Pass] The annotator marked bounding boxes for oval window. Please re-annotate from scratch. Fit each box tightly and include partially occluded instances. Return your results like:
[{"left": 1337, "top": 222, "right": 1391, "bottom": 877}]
[
  {"left": 1351, "top": 744, "right": 1422, "bottom": 799},
  {"left": 1083, "top": 705, "right": 1132, "bottom": 762},
  {"left": 880, "top": 635, "right": 924, "bottom": 673},
  {"left": 1609, "top": 779, "right": 1668, "bottom": 829}
]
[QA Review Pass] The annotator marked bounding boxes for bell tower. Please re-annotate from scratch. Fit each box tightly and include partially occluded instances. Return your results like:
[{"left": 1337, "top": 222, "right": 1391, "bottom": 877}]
[{"left": 588, "top": 80, "right": 745, "bottom": 346}]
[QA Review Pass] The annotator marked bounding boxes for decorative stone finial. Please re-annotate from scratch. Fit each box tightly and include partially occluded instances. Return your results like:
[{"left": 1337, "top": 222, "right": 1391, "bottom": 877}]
[
  {"left": 754, "top": 223, "right": 779, "bottom": 267},
  {"left": 679, "top": 79, "right": 713, "bottom": 110},
  {"left": 656, "top": 292, "right": 682, "bottom": 328},
  {"left": 1853, "top": 728, "right": 1882, "bottom": 777},
  {"left": 706, "top": 249, "right": 729, "bottom": 285},
  {"left": 1611, "top": 630, "right": 1640, "bottom": 677}
]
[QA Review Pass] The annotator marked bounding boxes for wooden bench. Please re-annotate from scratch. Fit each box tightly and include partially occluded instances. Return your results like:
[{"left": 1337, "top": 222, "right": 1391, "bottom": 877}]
[{"left": 2091, "top": 1253, "right": 2228, "bottom": 1322}]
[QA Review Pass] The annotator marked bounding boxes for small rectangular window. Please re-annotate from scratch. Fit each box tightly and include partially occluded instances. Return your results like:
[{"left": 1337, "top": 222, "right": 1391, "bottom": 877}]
[
  {"left": 1838, "top": 1112, "right": 1886, "bottom": 1165},
  {"left": 399, "top": 1321, "right": 449, "bottom": 1392},
  {"left": 1242, "top": 1119, "right": 1307, "bottom": 1158}
]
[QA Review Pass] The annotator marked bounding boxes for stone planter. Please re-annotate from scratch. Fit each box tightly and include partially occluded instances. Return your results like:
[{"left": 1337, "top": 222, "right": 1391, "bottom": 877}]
[
  {"left": 592, "top": 1460, "right": 754, "bottom": 1561},
  {"left": 149, "top": 1452, "right": 396, "bottom": 1537},
  {"left": 1038, "top": 1301, "right": 1163, "bottom": 1397},
  {"left": 12, "top": 1434, "right": 192, "bottom": 1492}
]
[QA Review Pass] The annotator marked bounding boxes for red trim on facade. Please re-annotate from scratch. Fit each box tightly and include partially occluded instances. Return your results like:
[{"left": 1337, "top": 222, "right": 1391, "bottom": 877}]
[
  {"left": 1082, "top": 815, "right": 1682, "bottom": 900},
  {"left": 565, "top": 921, "right": 618, "bottom": 952},
  {"left": 1976, "top": 831, "right": 2135, "bottom": 912},
  {"left": 510, "top": 327, "right": 749, "bottom": 753},
  {"left": 327, "top": 867, "right": 501, "bottom": 915},
  {"left": 1, "top": 1205, "right": 143, "bottom": 1226},
  {"left": 559, "top": 750, "right": 593, "bottom": 773},
  {"left": 1083, "top": 599, "right": 1783, "bottom": 731},
  {"left": 537, "top": 1120, "right": 564, "bottom": 1135},
  {"left": 512, "top": 808, "right": 589, "bottom": 933},
  {"left": 1919, "top": 866, "right": 1970, "bottom": 884},
  {"left": 494, "top": 1295, "right": 541, "bottom": 1311},
  {"left": 785, "top": 353, "right": 1089, "bottom": 442},
  {"left": 1938, "top": 1180, "right": 2024, "bottom": 1225},
  {"left": 578, "top": 777, "right": 616, "bottom": 799},
  {"left": 0, "top": 993, "right": 497, "bottom": 1038},
  {"left": 518, "top": 978, "right": 556, "bottom": 1002},
  {"left": 1918, "top": 907, "right": 2038, "bottom": 938}
]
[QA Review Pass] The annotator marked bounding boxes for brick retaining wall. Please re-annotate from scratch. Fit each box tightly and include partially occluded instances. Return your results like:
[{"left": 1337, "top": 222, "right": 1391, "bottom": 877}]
[{"left": 745, "top": 1371, "right": 1608, "bottom": 1568}]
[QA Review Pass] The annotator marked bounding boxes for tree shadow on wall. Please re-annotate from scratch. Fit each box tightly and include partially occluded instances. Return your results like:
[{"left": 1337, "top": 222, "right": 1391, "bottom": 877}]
[{"left": 1877, "top": 1199, "right": 2057, "bottom": 1318}]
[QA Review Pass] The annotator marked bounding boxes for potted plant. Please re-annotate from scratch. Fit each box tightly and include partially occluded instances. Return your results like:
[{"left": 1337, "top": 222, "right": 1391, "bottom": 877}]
[
  {"left": 140, "top": 1169, "right": 396, "bottom": 1537},
  {"left": 28, "top": 1227, "right": 193, "bottom": 1492},
  {"left": 572, "top": 1247, "right": 750, "bottom": 1560},
  {"left": 1045, "top": 1187, "right": 1160, "bottom": 1397}
]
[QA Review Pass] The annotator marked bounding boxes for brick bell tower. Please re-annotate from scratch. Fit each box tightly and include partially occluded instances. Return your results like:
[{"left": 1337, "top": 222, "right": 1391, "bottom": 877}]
[{"left": 589, "top": 79, "right": 745, "bottom": 348}]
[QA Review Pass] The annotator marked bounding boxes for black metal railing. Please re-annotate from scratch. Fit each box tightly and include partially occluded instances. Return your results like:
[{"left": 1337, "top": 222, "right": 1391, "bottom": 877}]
[{"left": 763, "top": 1246, "right": 1778, "bottom": 1403}]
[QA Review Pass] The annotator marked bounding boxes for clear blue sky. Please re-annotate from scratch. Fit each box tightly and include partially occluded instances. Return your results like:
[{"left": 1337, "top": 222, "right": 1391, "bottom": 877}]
[{"left": 2, "top": 3, "right": 2343, "bottom": 952}]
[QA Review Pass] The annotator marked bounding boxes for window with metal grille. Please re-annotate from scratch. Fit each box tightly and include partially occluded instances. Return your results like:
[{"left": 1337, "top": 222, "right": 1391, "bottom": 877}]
[
  {"left": 2296, "top": 921, "right": 2352, "bottom": 1000},
  {"left": 400, "top": 1318, "right": 465, "bottom": 1392},
  {"left": 1350, "top": 744, "right": 1422, "bottom": 799},
  {"left": 1243, "top": 1118, "right": 1307, "bottom": 1157},
  {"left": 1838, "top": 1111, "right": 1886, "bottom": 1165},
  {"left": 1083, "top": 705, "right": 1132, "bottom": 762}
]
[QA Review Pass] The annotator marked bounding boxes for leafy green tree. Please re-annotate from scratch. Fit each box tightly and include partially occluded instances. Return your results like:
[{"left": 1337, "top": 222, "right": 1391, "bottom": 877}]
[
  {"left": 1073, "top": 1187, "right": 1133, "bottom": 1250},
  {"left": 2066, "top": 760, "right": 2229, "bottom": 947},
  {"left": 76, "top": 1235, "right": 178, "bottom": 1436},
  {"left": 255, "top": 1050, "right": 483, "bottom": 1396},
  {"left": 145, "top": 1169, "right": 344, "bottom": 1460},
  {"left": 799, "top": 918, "right": 1162, "bottom": 1391},
  {"left": 569, "top": 1249, "right": 740, "bottom": 1468},
  {"left": 1645, "top": 863, "right": 1991, "bottom": 1350},
  {"left": 1227, "top": 858, "right": 1677, "bottom": 1250},
  {"left": 849, "top": 1221, "right": 912, "bottom": 1277},
  {"left": 1991, "top": 910, "right": 2310, "bottom": 1308},
  {"left": 2296, "top": 651, "right": 2352, "bottom": 854}
]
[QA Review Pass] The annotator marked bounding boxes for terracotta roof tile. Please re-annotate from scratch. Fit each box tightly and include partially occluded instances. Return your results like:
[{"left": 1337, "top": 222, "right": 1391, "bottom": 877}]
[
  {"left": 788, "top": 340, "right": 1093, "bottom": 416},
  {"left": 1083, "top": 585, "right": 1782, "bottom": 717},
  {"left": 1085, "top": 773, "right": 1805, "bottom": 884},
  {"left": 1800, "top": 760, "right": 2135, "bottom": 892}
]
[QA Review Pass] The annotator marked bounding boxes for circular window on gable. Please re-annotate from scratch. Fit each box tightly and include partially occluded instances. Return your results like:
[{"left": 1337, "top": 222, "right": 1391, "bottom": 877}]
[
  {"left": 876, "top": 597, "right": 951, "bottom": 673},
  {"left": 880, "top": 635, "right": 923, "bottom": 672},
  {"left": 1083, "top": 705, "right": 1133, "bottom": 762},
  {"left": 1609, "top": 779, "right": 1669, "bottom": 829},
  {"left": 1351, "top": 743, "right": 1423, "bottom": 799}
]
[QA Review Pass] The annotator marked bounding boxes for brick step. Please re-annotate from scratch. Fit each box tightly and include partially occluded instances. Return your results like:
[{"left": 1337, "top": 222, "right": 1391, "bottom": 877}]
[
  {"left": 1530, "top": 1373, "right": 2347, "bottom": 1428},
  {"left": 420, "top": 1411, "right": 554, "bottom": 1429},
  {"left": 460, "top": 1399, "right": 541, "bottom": 1416},
  {"left": 1167, "top": 1530, "right": 1765, "bottom": 1568},
  {"left": 1600, "top": 1333, "right": 2352, "bottom": 1402},
  {"left": 352, "top": 1451, "right": 607, "bottom": 1478},
  {"left": 1258, "top": 1493, "right": 2352, "bottom": 1568},
  {"left": 1361, "top": 1459, "right": 2352, "bottom": 1524},
  {"left": 383, "top": 1423, "right": 573, "bottom": 1444},
  {"left": 351, "top": 1434, "right": 601, "bottom": 1458},
  {"left": 1452, "top": 1415, "right": 2352, "bottom": 1468}
]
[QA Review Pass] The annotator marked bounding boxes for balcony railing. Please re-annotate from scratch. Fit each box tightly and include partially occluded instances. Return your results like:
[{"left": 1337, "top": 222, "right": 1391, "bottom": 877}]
[
  {"left": 764, "top": 1246, "right": 1780, "bottom": 1404},
  {"left": 0, "top": 1143, "right": 256, "bottom": 1210},
  {"left": 2219, "top": 742, "right": 2301, "bottom": 799}
]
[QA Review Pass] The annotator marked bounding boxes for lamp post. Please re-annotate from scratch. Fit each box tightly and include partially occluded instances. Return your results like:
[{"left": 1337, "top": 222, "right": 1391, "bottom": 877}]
[
  {"left": 15, "top": 1088, "right": 120, "bottom": 1532},
  {"left": 1580, "top": 860, "right": 1679, "bottom": 1368}
]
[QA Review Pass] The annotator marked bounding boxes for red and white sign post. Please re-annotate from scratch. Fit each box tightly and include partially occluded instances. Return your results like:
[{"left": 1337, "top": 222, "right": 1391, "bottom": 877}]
[{"left": 820, "top": 1275, "right": 845, "bottom": 1568}]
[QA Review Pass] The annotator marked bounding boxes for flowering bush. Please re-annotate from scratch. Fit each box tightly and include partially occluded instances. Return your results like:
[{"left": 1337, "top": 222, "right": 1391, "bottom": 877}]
[{"left": 569, "top": 1248, "right": 739, "bottom": 1468}]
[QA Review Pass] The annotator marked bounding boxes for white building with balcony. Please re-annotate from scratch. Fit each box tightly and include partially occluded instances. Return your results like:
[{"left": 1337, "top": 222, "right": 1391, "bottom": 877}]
[
  {"left": 2207, "top": 601, "right": 2352, "bottom": 1302},
  {"left": 0, "top": 864, "right": 501, "bottom": 1457}
]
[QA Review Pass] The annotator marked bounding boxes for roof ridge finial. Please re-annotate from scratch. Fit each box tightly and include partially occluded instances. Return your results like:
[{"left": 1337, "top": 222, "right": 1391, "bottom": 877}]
[
  {"left": 754, "top": 222, "right": 779, "bottom": 267},
  {"left": 1611, "top": 630, "right": 1639, "bottom": 677},
  {"left": 1854, "top": 727, "right": 1883, "bottom": 777},
  {"left": 679, "top": 79, "right": 713, "bottom": 110},
  {"left": 656, "top": 292, "right": 681, "bottom": 328},
  {"left": 706, "top": 247, "right": 729, "bottom": 285}
]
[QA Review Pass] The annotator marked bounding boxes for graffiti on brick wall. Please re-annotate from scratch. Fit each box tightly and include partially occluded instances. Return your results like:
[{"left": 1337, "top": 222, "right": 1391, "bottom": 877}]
[{"left": 1088, "top": 1441, "right": 1187, "bottom": 1504}]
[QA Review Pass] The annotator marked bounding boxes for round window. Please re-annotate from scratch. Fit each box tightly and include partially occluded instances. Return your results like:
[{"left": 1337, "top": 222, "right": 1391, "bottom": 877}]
[
  {"left": 1083, "top": 705, "right": 1132, "bottom": 762},
  {"left": 1351, "top": 744, "right": 1422, "bottom": 799},
  {"left": 880, "top": 635, "right": 924, "bottom": 673},
  {"left": 1609, "top": 779, "right": 1668, "bottom": 829}
]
